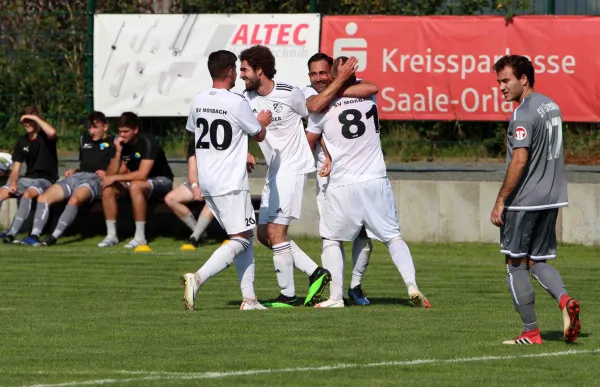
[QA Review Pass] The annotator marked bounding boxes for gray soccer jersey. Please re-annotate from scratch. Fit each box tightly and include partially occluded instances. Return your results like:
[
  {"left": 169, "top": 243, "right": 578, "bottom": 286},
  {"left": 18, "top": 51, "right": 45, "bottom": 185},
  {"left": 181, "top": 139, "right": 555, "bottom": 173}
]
[{"left": 504, "top": 92, "right": 568, "bottom": 211}]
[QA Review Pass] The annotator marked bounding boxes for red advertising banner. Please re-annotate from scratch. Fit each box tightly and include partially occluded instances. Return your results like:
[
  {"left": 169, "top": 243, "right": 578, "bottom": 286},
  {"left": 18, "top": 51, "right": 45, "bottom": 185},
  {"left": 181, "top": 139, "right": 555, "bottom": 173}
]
[{"left": 320, "top": 16, "right": 600, "bottom": 122}]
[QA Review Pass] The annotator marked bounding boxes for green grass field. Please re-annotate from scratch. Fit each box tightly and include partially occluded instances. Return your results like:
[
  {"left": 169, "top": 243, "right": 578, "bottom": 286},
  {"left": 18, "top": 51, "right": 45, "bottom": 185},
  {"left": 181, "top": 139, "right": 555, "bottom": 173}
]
[{"left": 0, "top": 237, "right": 598, "bottom": 386}]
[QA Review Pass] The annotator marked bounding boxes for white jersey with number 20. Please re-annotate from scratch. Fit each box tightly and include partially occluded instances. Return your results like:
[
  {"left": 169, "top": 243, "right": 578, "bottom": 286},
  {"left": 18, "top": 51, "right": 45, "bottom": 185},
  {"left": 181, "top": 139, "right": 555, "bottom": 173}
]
[
  {"left": 307, "top": 96, "right": 386, "bottom": 187},
  {"left": 186, "top": 88, "right": 261, "bottom": 196}
]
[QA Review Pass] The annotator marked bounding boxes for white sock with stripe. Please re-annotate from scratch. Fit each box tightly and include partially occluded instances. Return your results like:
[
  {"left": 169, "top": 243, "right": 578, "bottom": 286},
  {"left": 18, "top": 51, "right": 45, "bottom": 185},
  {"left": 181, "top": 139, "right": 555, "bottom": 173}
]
[
  {"left": 321, "top": 239, "right": 344, "bottom": 301},
  {"left": 272, "top": 242, "right": 295, "bottom": 297},
  {"left": 235, "top": 231, "right": 257, "bottom": 301}
]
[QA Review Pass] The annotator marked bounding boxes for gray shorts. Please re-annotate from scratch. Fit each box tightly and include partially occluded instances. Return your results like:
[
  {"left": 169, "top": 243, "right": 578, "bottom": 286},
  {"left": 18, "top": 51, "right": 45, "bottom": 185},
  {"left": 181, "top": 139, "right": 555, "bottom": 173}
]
[
  {"left": 1, "top": 177, "right": 52, "bottom": 196},
  {"left": 500, "top": 209, "right": 558, "bottom": 260},
  {"left": 182, "top": 181, "right": 193, "bottom": 192},
  {"left": 147, "top": 176, "right": 173, "bottom": 198},
  {"left": 57, "top": 172, "right": 101, "bottom": 201}
]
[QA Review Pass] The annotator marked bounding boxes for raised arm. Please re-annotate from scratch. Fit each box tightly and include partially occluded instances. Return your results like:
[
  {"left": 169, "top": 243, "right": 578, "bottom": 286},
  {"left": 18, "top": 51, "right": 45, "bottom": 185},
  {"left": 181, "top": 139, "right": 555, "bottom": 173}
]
[
  {"left": 305, "top": 57, "right": 359, "bottom": 113},
  {"left": 21, "top": 114, "right": 57, "bottom": 139}
]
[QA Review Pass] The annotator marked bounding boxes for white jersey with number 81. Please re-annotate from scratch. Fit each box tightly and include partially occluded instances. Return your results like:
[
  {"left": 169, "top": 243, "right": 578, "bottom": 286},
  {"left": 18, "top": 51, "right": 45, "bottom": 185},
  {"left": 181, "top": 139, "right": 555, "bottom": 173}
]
[{"left": 306, "top": 96, "right": 386, "bottom": 187}]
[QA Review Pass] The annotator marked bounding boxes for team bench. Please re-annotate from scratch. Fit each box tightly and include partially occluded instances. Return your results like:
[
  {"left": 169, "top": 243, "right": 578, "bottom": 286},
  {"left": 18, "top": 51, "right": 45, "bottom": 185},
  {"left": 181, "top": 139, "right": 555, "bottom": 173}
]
[{"left": 14, "top": 193, "right": 262, "bottom": 242}]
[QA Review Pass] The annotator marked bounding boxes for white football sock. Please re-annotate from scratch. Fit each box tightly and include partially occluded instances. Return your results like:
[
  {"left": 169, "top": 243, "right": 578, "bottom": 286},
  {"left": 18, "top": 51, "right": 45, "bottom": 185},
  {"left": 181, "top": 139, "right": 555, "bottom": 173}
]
[
  {"left": 290, "top": 239, "right": 318, "bottom": 276},
  {"left": 235, "top": 233, "right": 256, "bottom": 301},
  {"left": 196, "top": 237, "right": 249, "bottom": 287},
  {"left": 321, "top": 239, "right": 344, "bottom": 301},
  {"left": 351, "top": 237, "right": 372, "bottom": 289},
  {"left": 106, "top": 220, "right": 117, "bottom": 240},
  {"left": 272, "top": 241, "right": 295, "bottom": 297},
  {"left": 134, "top": 221, "right": 146, "bottom": 241},
  {"left": 387, "top": 238, "right": 417, "bottom": 289}
]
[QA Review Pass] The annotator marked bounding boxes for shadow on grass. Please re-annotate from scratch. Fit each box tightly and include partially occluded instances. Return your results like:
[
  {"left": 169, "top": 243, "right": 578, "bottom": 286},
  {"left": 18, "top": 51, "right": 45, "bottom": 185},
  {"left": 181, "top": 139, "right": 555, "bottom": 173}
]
[
  {"left": 225, "top": 297, "right": 415, "bottom": 308},
  {"left": 542, "top": 330, "right": 591, "bottom": 342}
]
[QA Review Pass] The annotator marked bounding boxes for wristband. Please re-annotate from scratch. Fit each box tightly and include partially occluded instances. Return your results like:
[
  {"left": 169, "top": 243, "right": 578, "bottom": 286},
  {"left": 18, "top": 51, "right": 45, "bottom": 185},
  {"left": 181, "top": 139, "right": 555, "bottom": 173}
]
[{"left": 191, "top": 182, "right": 198, "bottom": 188}]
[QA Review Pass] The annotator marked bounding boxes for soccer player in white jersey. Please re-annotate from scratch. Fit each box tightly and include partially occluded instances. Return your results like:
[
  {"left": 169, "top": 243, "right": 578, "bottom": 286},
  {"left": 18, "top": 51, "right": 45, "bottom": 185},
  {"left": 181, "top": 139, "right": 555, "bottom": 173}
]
[
  {"left": 181, "top": 50, "right": 272, "bottom": 311},
  {"left": 239, "top": 45, "right": 331, "bottom": 308},
  {"left": 302, "top": 52, "right": 379, "bottom": 306},
  {"left": 307, "top": 57, "right": 431, "bottom": 309}
]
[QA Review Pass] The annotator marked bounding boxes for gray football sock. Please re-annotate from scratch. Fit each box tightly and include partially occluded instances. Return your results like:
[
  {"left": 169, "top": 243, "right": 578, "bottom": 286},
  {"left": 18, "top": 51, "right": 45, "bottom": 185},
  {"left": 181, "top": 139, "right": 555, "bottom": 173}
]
[
  {"left": 529, "top": 262, "right": 568, "bottom": 303},
  {"left": 52, "top": 204, "right": 79, "bottom": 239},
  {"left": 506, "top": 263, "right": 537, "bottom": 332},
  {"left": 180, "top": 211, "right": 197, "bottom": 231},
  {"left": 7, "top": 197, "right": 32, "bottom": 236},
  {"left": 191, "top": 214, "right": 211, "bottom": 240},
  {"left": 31, "top": 202, "right": 50, "bottom": 237}
]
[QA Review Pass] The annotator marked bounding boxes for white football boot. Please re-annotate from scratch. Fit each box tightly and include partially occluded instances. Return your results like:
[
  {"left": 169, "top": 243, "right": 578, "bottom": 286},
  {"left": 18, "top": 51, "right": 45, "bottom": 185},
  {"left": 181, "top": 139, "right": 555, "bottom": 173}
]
[
  {"left": 315, "top": 298, "right": 345, "bottom": 308},
  {"left": 240, "top": 300, "right": 268, "bottom": 310},
  {"left": 181, "top": 273, "right": 199, "bottom": 311},
  {"left": 408, "top": 285, "right": 431, "bottom": 309}
]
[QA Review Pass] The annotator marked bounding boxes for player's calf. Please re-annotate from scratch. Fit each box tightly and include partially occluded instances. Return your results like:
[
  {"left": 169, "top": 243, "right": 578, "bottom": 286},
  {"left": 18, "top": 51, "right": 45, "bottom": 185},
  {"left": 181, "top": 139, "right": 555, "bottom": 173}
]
[
  {"left": 256, "top": 224, "right": 270, "bottom": 248},
  {"left": 6, "top": 189, "right": 40, "bottom": 242},
  {"left": 181, "top": 235, "right": 251, "bottom": 311},
  {"left": 165, "top": 185, "right": 197, "bottom": 232},
  {"left": 318, "top": 239, "right": 343, "bottom": 306},
  {"left": 98, "top": 185, "right": 120, "bottom": 247},
  {"left": 386, "top": 236, "right": 431, "bottom": 308}
]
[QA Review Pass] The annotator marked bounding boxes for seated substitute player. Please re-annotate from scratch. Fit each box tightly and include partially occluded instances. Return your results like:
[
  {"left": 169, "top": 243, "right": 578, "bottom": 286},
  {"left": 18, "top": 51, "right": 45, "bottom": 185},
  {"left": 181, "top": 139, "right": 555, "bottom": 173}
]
[
  {"left": 306, "top": 56, "right": 430, "bottom": 309},
  {"left": 181, "top": 49, "right": 272, "bottom": 311},
  {"left": 98, "top": 112, "right": 174, "bottom": 249},
  {"left": 490, "top": 55, "right": 580, "bottom": 345},
  {"left": 302, "top": 52, "right": 378, "bottom": 306},
  {"left": 18, "top": 111, "right": 115, "bottom": 246},
  {"left": 164, "top": 138, "right": 215, "bottom": 250},
  {"left": 240, "top": 44, "right": 331, "bottom": 307},
  {"left": 0, "top": 107, "right": 58, "bottom": 244}
]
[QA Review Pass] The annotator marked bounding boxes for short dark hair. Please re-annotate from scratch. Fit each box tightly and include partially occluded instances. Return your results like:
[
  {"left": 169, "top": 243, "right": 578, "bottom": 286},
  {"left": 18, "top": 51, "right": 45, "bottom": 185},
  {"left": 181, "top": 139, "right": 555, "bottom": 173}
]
[
  {"left": 88, "top": 111, "right": 107, "bottom": 125},
  {"left": 239, "top": 45, "right": 276, "bottom": 79},
  {"left": 208, "top": 50, "right": 237, "bottom": 79},
  {"left": 307, "top": 53, "right": 333, "bottom": 69},
  {"left": 331, "top": 56, "right": 356, "bottom": 87},
  {"left": 21, "top": 106, "right": 40, "bottom": 116},
  {"left": 493, "top": 55, "right": 535, "bottom": 88},
  {"left": 117, "top": 112, "right": 138, "bottom": 129}
]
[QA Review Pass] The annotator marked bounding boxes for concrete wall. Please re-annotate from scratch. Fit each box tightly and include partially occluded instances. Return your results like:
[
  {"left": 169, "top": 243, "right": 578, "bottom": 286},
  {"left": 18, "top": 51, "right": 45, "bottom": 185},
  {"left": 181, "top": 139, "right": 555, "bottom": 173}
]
[
  {"left": 0, "top": 177, "right": 597, "bottom": 246},
  {"left": 250, "top": 178, "right": 593, "bottom": 246}
]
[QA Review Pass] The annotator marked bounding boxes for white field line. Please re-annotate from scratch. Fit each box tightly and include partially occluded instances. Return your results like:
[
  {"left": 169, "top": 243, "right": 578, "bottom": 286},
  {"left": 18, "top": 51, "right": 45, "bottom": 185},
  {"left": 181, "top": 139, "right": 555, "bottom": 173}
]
[{"left": 20, "top": 348, "right": 600, "bottom": 387}]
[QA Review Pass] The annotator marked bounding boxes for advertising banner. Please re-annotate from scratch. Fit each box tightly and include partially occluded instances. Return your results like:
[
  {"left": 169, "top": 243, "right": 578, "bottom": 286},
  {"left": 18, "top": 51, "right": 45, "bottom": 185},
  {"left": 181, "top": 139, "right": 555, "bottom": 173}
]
[
  {"left": 94, "top": 14, "right": 321, "bottom": 116},
  {"left": 320, "top": 16, "right": 600, "bottom": 122}
]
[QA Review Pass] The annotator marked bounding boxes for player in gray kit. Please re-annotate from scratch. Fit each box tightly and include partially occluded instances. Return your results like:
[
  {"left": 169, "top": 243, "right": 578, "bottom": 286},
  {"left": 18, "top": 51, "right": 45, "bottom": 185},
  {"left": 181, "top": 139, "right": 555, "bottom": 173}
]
[
  {"left": 490, "top": 55, "right": 580, "bottom": 345},
  {"left": 24, "top": 111, "right": 115, "bottom": 246},
  {"left": 0, "top": 106, "right": 58, "bottom": 244}
]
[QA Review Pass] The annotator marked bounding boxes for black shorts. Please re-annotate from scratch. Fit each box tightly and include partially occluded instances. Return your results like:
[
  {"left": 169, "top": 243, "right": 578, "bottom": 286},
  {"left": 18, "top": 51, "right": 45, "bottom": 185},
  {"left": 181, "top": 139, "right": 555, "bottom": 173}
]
[{"left": 500, "top": 209, "right": 558, "bottom": 260}]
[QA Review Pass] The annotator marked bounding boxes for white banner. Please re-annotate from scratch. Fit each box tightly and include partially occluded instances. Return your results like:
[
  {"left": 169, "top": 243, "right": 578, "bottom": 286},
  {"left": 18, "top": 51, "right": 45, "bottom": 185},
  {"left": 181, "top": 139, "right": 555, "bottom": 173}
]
[{"left": 94, "top": 13, "right": 321, "bottom": 117}]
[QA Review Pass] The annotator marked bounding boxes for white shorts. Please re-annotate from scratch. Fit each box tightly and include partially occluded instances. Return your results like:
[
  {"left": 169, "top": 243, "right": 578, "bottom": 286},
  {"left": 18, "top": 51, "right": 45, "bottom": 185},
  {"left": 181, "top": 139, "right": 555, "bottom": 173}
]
[
  {"left": 258, "top": 174, "right": 306, "bottom": 225},
  {"left": 315, "top": 173, "right": 329, "bottom": 218},
  {"left": 321, "top": 178, "right": 401, "bottom": 242},
  {"left": 204, "top": 190, "right": 256, "bottom": 235}
]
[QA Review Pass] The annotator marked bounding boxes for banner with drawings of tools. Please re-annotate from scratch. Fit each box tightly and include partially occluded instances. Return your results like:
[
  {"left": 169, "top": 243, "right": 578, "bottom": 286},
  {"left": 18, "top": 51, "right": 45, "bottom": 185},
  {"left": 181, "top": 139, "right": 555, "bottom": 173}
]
[{"left": 94, "top": 13, "right": 321, "bottom": 117}]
